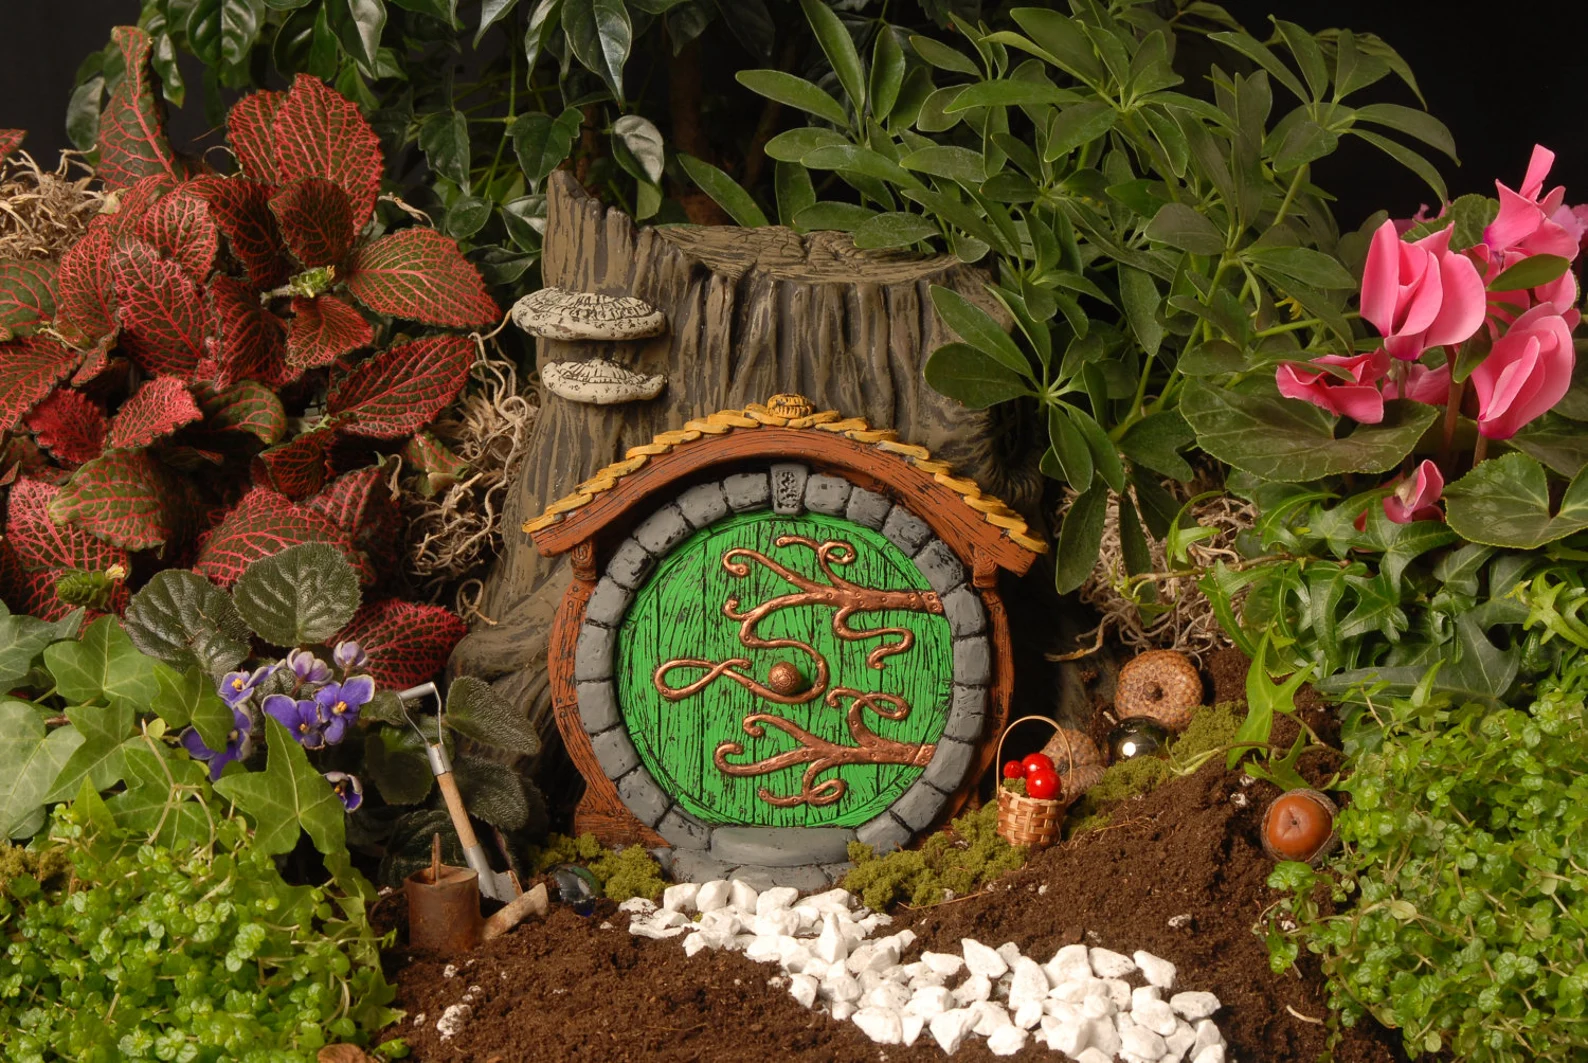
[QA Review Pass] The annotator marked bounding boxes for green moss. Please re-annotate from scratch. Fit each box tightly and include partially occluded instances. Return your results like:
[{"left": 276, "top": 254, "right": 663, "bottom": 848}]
[
  {"left": 0, "top": 840, "right": 69, "bottom": 902},
  {"left": 526, "top": 832, "right": 606, "bottom": 875},
  {"left": 525, "top": 832, "right": 665, "bottom": 903},
  {"left": 841, "top": 800, "right": 1025, "bottom": 912}
]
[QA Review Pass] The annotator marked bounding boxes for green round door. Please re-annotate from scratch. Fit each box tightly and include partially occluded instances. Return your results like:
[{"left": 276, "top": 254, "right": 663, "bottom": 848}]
[{"left": 616, "top": 510, "right": 953, "bottom": 828}]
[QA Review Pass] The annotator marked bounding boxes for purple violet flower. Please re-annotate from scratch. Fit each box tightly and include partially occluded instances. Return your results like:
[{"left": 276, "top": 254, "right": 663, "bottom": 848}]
[
  {"left": 285, "top": 649, "right": 332, "bottom": 686},
  {"left": 313, "top": 675, "right": 374, "bottom": 745},
  {"left": 264, "top": 693, "right": 326, "bottom": 749},
  {"left": 332, "top": 640, "right": 368, "bottom": 672},
  {"left": 217, "top": 665, "right": 272, "bottom": 707},
  {"left": 180, "top": 707, "right": 254, "bottom": 781},
  {"left": 324, "top": 772, "right": 364, "bottom": 812}
]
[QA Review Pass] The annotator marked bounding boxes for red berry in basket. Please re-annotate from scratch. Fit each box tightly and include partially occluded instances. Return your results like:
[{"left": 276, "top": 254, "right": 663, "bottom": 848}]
[
  {"left": 1002, "top": 760, "right": 1023, "bottom": 779},
  {"left": 1026, "top": 769, "right": 1061, "bottom": 800},
  {"left": 1021, "top": 753, "right": 1055, "bottom": 778}
]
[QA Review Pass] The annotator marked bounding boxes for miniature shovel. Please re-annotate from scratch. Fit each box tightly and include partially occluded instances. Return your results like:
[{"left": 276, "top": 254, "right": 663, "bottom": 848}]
[{"left": 397, "top": 682, "right": 523, "bottom": 903}]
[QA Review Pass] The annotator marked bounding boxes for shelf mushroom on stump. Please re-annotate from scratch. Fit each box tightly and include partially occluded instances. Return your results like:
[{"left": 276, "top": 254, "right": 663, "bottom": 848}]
[{"left": 511, "top": 287, "right": 669, "bottom": 405}]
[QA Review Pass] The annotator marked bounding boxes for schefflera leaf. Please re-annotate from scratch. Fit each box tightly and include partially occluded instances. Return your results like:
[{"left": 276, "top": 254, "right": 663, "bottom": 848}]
[{"left": 231, "top": 541, "right": 362, "bottom": 648}]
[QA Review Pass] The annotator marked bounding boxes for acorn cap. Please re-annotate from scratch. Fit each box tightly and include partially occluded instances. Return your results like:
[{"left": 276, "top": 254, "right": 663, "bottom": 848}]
[
  {"left": 510, "top": 287, "right": 667, "bottom": 341},
  {"left": 1115, "top": 649, "right": 1203, "bottom": 732}
]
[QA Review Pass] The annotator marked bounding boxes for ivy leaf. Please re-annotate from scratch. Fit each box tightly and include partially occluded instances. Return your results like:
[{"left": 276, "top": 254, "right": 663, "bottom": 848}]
[
  {"left": 1444, "top": 453, "right": 1588, "bottom": 549},
  {"left": 110, "top": 239, "right": 207, "bottom": 379},
  {"left": 42, "top": 616, "right": 161, "bottom": 712},
  {"left": 327, "top": 335, "right": 474, "bottom": 438},
  {"left": 0, "top": 608, "right": 57, "bottom": 689},
  {"left": 1118, "top": 410, "right": 1195, "bottom": 481},
  {"left": 338, "top": 598, "right": 468, "bottom": 688},
  {"left": 5, "top": 479, "right": 126, "bottom": 574},
  {"left": 233, "top": 542, "right": 362, "bottom": 647},
  {"left": 97, "top": 27, "right": 180, "bottom": 190},
  {"left": 215, "top": 716, "right": 346, "bottom": 856},
  {"left": 151, "top": 661, "right": 236, "bottom": 750},
  {"left": 108, "top": 377, "right": 203, "bottom": 450},
  {"left": 0, "top": 260, "right": 58, "bottom": 341},
  {"left": 345, "top": 228, "right": 499, "bottom": 327},
  {"left": 136, "top": 187, "right": 219, "bottom": 280},
  {"left": 201, "top": 380, "right": 287, "bottom": 446},
  {"left": 107, "top": 741, "right": 211, "bottom": 848},
  {"left": 48, "top": 449, "right": 195, "bottom": 552},
  {"left": 562, "top": 0, "right": 632, "bottom": 104},
  {"left": 0, "top": 701, "right": 84, "bottom": 839},
  {"left": 270, "top": 177, "right": 357, "bottom": 268},
  {"left": 45, "top": 702, "right": 137, "bottom": 802},
  {"left": 273, "top": 74, "right": 385, "bottom": 229},
  {"left": 123, "top": 569, "right": 251, "bottom": 675},
  {"left": 0, "top": 337, "right": 78, "bottom": 433},
  {"left": 287, "top": 295, "right": 374, "bottom": 370},
  {"left": 193, "top": 487, "right": 355, "bottom": 587},
  {"left": 445, "top": 675, "right": 540, "bottom": 756}
]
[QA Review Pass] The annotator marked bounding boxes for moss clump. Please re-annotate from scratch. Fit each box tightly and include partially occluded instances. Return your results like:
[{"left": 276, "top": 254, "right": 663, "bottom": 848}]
[
  {"left": 842, "top": 800, "right": 1025, "bottom": 912},
  {"left": 1066, "top": 703, "right": 1243, "bottom": 837},
  {"left": 524, "top": 832, "right": 665, "bottom": 903},
  {"left": 0, "top": 840, "right": 69, "bottom": 901},
  {"left": 527, "top": 832, "right": 606, "bottom": 873}
]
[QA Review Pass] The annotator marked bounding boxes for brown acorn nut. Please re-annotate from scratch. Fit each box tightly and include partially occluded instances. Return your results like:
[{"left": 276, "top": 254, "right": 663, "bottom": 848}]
[
  {"left": 1261, "top": 788, "right": 1340, "bottom": 865},
  {"left": 1115, "top": 650, "right": 1203, "bottom": 732},
  {"left": 1040, "top": 727, "right": 1105, "bottom": 798}
]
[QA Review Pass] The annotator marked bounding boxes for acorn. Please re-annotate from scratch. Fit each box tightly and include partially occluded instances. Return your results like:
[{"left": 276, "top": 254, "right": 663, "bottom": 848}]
[
  {"left": 1115, "top": 650, "right": 1203, "bottom": 732},
  {"left": 766, "top": 661, "right": 807, "bottom": 697},
  {"left": 1261, "top": 788, "right": 1339, "bottom": 865}
]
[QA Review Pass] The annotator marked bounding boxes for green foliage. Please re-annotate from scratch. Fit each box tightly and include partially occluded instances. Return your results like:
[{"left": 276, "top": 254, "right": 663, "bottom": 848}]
[
  {"left": 736, "top": 1, "right": 1450, "bottom": 591},
  {"left": 0, "top": 786, "right": 396, "bottom": 1061},
  {"left": 842, "top": 800, "right": 1025, "bottom": 911},
  {"left": 1066, "top": 702, "right": 1241, "bottom": 834},
  {"left": 1263, "top": 669, "right": 1588, "bottom": 1061},
  {"left": 527, "top": 832, "right": 663, "bottom": 902}
]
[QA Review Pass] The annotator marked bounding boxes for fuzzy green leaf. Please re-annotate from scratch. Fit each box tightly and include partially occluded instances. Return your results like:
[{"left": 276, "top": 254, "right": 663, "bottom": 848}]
[
  {"left": 123, "top": 569, "right": 251, "bottom": 676},
  {"left": 232, "top": 542, "right": 362, "bottom": 647},
  {"left": 445, "top": 675, "right": 540, "bottom": 756}
]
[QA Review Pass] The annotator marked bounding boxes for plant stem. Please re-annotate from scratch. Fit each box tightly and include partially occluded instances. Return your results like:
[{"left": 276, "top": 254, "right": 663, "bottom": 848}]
[
  {"left": 1254, "top": 317, "right": 1323, "bottom": 338},
  {"left": 1473, "top": 433, "right": 1489, "bottom": 465},
  {"left": 1270, "top": 165, "right": 1307, "bottom": 230},
  {"left": 1440, "top": 346, "right": 1463, "bottom": 470}
]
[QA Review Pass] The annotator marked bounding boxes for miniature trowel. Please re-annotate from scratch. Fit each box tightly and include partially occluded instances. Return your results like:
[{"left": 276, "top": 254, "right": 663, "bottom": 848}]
[{"left": 397, "top": 682, "right": 523, "bottom": 903}]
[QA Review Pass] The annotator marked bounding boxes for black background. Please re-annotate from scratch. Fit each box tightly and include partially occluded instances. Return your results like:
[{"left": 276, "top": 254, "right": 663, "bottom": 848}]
[{"left": 0, "top": 1, "right": 1579, "bottom": 230}]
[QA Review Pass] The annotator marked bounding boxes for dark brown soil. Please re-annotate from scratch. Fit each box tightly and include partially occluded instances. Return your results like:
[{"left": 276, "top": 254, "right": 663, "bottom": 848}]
[{"left": 380, "top": 748, "right": 1407, "bottom": 1063}]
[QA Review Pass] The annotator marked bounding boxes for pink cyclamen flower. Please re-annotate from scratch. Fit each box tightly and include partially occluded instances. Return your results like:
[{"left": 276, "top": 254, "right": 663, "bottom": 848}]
[
  {"left": 1484, "top": 145, "right": 1581, "bottom": 260},
  {"left": 1383, "top": 460, "right": 1445, "bottom": 524},
  {"left": 1469, "top": 303, "right": 1576, "bottom": 439},
  {"left": 1275, "top": 350, "right": 1389, "bottom": 423},
  {"left": 1361, "top": 220, "right": 1486, "bottom": 360},
  {"left": 1382, "top": 361, "right": 1452, "bottom": 406}
]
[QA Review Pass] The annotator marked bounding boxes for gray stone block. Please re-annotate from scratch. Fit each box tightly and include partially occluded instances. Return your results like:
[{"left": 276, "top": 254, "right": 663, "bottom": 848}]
[
  {"left": 574, "top": 624, "right": 615, "bottom": 681},
  {"left": 584, "top": 578, "right": 632, "bottom": 628},
  {"left": 941, "top": 585, "right": 986, "bottom": 638},
  {"left": 605, "top": 538, "right": 654, "bottom": 589},
  {"left": 590, "top": 728, "right": 639, "bottom": 780},
  {"left": 882, "top": 505, "right": 932, "bottom": 556},
  {"left": 942, "top": 684, "right": 989, "bottom": 743},
  {"left": 723, "top": 472, "right": 771, "bottom": 512},
  {"left": 709, "top": 826, "right": 855, "bottom": 867},
  {"left": 770, "top": 463, "right": 808, "bottom": 514},
  {"left": 678, "top": 482, "right": 729, "bottom": 528},
  {"left": 845, "top": 487, "right": 892, "bottom": 529},
  {"left": 670, "top": 850, "right": 739, "bottom": 884},
  {"left": 578, "top": 680, "right": 622, "bottom": 735},
  {"left": 657, "top": 807, "right": 712, "bottom": 850},
  {"left": 634, "top": 503, "right": 690, "bottom": 555},
  {"left": 616, "top": 768, "right": 671, "bottom": 827},
  {"left": 735, "top": 863, "right": 832, "bottom": 891},
  {"left": 648, "top": 848, "right": 676, "bottom": 875},
  {"left": 890, "top": 777, "right": 951, "bottom": 832},
  {"left": 953, "top": 636, "right": 992, "bottom": 687},
  {"left": 920, "top": 736, "right": 976, "bottom": 795},
  {"left": 804, "top": 474, "right": 853, "bottom": 515},
  {"left": 855, "top": 813, "right": 913, "bottom": 855},
  {"left": 819, "top": 861, "right": 856, "bottom": 885},
  {"left": 914, "top": 539, "right": 967, "bottom": 595}
]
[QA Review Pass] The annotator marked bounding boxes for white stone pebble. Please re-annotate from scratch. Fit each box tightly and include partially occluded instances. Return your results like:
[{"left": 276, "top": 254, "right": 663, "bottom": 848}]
[{"left": 624, "top": 879, "right": 1227, "bottom": 1057}]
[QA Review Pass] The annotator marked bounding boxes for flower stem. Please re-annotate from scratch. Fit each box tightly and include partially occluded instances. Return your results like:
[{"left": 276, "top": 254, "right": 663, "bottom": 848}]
[
  {"left": 1473, "top": 433, "right": 1489, "bottom": 465},
  {"left": 1441, "top": 346, "right": 1463, "bottom": 470}
]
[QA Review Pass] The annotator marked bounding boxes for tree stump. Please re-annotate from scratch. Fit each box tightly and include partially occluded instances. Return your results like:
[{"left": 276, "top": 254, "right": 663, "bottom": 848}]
[{"left": 451, "top": 172, "right": 1046, "bottom": 793}]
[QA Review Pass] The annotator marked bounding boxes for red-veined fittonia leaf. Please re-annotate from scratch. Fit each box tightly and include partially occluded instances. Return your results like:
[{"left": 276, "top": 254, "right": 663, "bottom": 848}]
[
  {"left": 269, "top": 176, "right": 356, "bottom": 269},
  {"left": 97, "top": 28, "right": 181, "bottom": 191},
  {"left": 326, "top": 334, "right": 474, "bottom": 438},
  {"left": 102, "top": 174, "right": 177, "bottom": 239},
  {"left": 345, "top": 228, "right": 499, "bottom": 327},
  {"left": 47, "top": 448, "right": 196, "bottom": 551},
  {"left": 24, "top": 388, "right": 107, "bottom": 464},
  {"left": 54, "top": 222, "right": 118, "bottom": 351},
  {"left": 337, "top": 598, "right": 469, "bottom": 688},
  {"left": 308, "top": 464, "right": 400, "bottom": 566},
  {"left": 273, "top": 75, "right": 383, "bottom": 230},
  {"left": 208, "top": 272, "right": 287, "bottom": 388},
  {"left": 0, "top": 130, "right": 23, "bottom": 158},
  {"left": 0, "top": 260, "right": 57, "bottom": 341},
  {"left": 6, "top": 478, "right": 128, "bottom": 573},
  {"left": 110, "top": 239, "right": 207, "bottom": 378},
  {"left": 135, "top": 186, "right": 219, "bottom": 280},
  {"left": 286, "top": 294, "right": 373, "bottom": 370},
  {"left": 108, "top": 376, "right": 203, "bottom": 449},
  {"left": 190, "top": 176, "right": 288, "bottom": 289},
  {"left": 1, "top": 435, "right": 65, "bottom": 487},
  {"left": 401, "top": 431, "right": 471, "bottom": 497},
  {"left": 192, "top": 486, "right": 356, "bottom": 586},
  {"left": 250, "top": 422, "right": 340, "bottom": 498},
  {"left": 0, "top": 336, "right": 79, "bottom": 431},
  {"left": 200, "top": 380, "right": 287, "bottom": 445},
  {"left": 225, "top": 90, "right": 284, "bottom": 186}
]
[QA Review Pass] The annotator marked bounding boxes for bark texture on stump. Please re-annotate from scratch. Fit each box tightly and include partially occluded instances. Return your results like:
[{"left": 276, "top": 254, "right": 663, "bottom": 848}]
[{"left": 452, "top": 172, "right": 1044, "bottom": 758}]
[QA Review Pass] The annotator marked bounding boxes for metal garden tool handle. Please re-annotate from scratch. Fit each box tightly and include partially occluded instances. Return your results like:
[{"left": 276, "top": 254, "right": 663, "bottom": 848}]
[{"left": 398, "top": 683, "right": 521, "bottom": 902}]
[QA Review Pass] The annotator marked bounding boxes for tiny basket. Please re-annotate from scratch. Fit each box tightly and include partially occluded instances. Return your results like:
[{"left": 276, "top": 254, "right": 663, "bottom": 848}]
[{"left": 994, "top": 715, "right": 1068, "bottom": 850}]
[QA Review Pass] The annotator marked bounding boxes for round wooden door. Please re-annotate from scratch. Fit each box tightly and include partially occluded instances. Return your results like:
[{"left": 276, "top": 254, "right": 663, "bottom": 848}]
[{"left": 617, "top": 508, "right": 952, "bottom": 828}]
